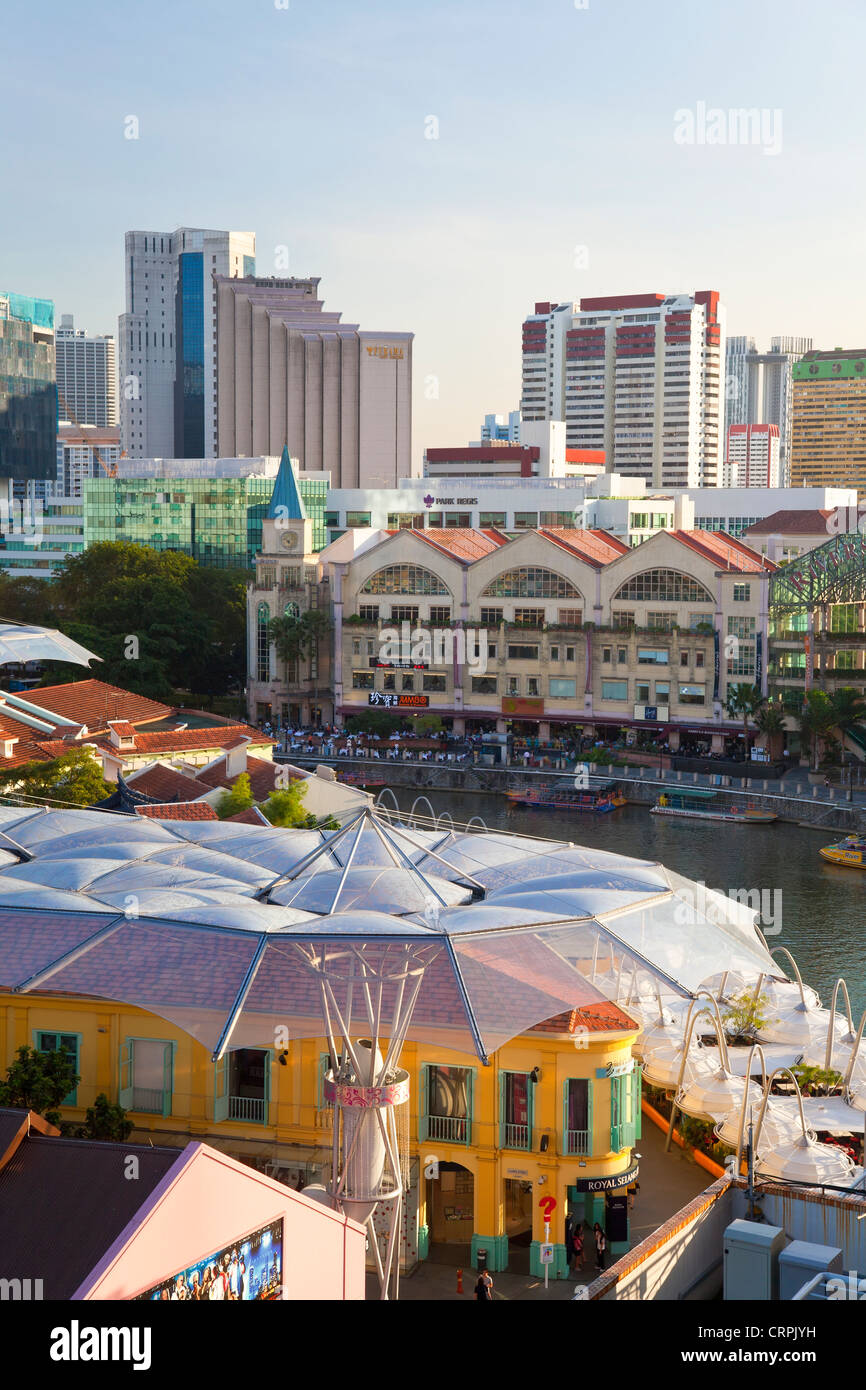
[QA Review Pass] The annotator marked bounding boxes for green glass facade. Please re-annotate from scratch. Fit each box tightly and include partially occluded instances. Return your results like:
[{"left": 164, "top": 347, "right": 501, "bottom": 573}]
[
  {"left": 298, "top": 476, "right": 328, "bottom": 550},
  {"left": 84, "top": 476, "right": 276, "bottom": 570},
  {"left": 0, "top": 294, "right": 57, "bottom": 481}
]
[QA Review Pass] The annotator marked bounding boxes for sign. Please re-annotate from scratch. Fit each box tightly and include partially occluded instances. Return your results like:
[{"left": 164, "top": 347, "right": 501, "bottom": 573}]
[
  {"left": 502, "top": 696, "right": 544, "bottom": 717},
  {"left": 713, "top": 628, "right": 720, "bottom": 700},
  {"left": 571, "top": 1162, "right": 639, "bottom": 1194},
  {"left": 595, "top": 1059, "right": 634, "bottom": 1080},
  {"left": 538, "top": 1195, "right": 557, "bottom": 1220},
  {"left": 365, "top": 344, "right": 404, "bottom": 359},
  {"left": 605, "top": 1192, "right": 629, "bottom": 1243},
  {"left": 644, "top": 705, "right": 657, "bottom": 721},
  {"left": 755, "top": 631, "right": 763, "bottom": 689},
  {"left": 133, "top": 1218, "right": 283, "bottom": 1301},
  {"left": 539, "top": 1243, "right": 555, "bottom": 1266},
  {"left": 367, "top": 693, "right": 429, "bottom": 708},
  {"left": 505, "top": 1167, "right": 530, "bottom": 1178},
  {"left": 423, "top": 496, "right": 478, "bottom": 507}
]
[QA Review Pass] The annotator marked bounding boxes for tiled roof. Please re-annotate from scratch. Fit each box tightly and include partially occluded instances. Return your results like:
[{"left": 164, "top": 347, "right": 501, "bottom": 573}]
[
  {"left": 35, "top": 724, "right": 274, "bottom": 763},
  {"left": 107, "top": 720, "right": 137, "bottom": 738},
  {"left": 669, "top": 530, "right": 773, "bottom": 573},
  {"left": 195, "top": 753, "right": 283, "bottom": 802},
  {"left": 135, "top": 802, "right": 219, "bottom": 821},
  {"left": 744, "top": 509, "right": 834, "bottom": 536},
  {"left": 23, "top": 680, "right": 172, "bottom": 731},
  {"left": 125, "top": 763, "right": 207, "bottom": 802},
  {"left": 538, "top": 527, "right": 630, "bottom": 567},
  {"left": 225, "top": 806, "right": 271, "bottom": 826},
  {"left": 413, "top": 528, "right": 509, "bottom": 564},
  {"left": 529, "top": 1002, "right": 638, "bottom": 1035}
]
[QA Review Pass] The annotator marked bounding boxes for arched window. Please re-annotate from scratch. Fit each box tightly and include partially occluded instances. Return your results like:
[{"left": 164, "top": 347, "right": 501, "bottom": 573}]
[
  {"left": 481, "top": 567, "right": 581, "bottom": 599},
  {"left": 284, "top": 601, "right": 300, "bottom": 620},
  {"left": 361, "top": 564, "right": 450, "bottom": 596},
  {"left": 613, "top": 569, "right": 714, "bottom": 604},
  {"left": 256, "top": 602, "right": 271, "bottom": 682}
]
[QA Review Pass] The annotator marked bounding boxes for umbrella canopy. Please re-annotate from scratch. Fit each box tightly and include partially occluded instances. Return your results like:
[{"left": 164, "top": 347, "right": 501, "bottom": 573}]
[
  {"left": 0, "top": 621, "right": 101, "bottom": 667},
  {"left": 0, "top": 804, "right": 782, "bottom": 1062}
]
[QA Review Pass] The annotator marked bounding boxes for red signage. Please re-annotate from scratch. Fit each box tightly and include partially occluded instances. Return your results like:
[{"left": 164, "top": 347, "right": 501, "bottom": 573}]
[
  {"left": 367, "top": 693, "right": 429, "bottom": 709},
  {"left": 502, "top": 697, "right": 545, "bottom": 717}
]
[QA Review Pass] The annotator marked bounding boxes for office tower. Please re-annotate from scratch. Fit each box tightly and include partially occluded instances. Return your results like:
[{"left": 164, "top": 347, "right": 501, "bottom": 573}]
[
  {"left": 0, "top": 292, "right": 56, "bottom": 481},
  {"left": 521, "top": 291, "right": 725, "bottom": 488},
  {"left": 55, "top": 314, "right": 117, "bottom": 427},
  {"left": 724, "top": 334, "right": 813, "bottom": 484},
  {"left": 479, "top": 411, "right": 521, "bottom": 442},
  {"left": 215, "top": 275, "right": 412, "bottom": 488},
  {"left": 56, "top": 423, "right": 122, "bottom": 496},
  {"left": 725, "top": 423, "right": 781, "bottom": 487},
  {"left": 790, "top": 350, "right": 866, "bottom": 491},
  {"left": 119, "top": 227, "right": 255, "bottom": 459}
]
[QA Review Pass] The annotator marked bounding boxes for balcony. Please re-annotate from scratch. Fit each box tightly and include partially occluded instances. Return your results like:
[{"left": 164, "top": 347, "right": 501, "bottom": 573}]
[
  {"left": 228, "top": 1095, "right": 267, "bottom": 1124},
  {"left": 500, "top": 1121, "right": 531, "bottom": 1151},
  {"left": 130, "top": 1086, "right": 168, "bottom": 1114},
  {"left": 564, "top": 1128, "right": 591, "bottom": 1156},
  {"left": 422, "top": 1113, "right": 470, "bottom": 1144}
]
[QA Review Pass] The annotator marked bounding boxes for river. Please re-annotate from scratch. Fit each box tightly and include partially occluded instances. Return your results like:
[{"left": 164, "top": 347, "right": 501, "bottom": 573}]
[{"left": 383, "top": 790, "right": 866, "bottom": 1018}]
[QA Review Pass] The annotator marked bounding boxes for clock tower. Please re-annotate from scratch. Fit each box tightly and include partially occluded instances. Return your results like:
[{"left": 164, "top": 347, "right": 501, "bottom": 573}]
[{"left": 260, "top": 444, "right": 313, "bottom": 559}]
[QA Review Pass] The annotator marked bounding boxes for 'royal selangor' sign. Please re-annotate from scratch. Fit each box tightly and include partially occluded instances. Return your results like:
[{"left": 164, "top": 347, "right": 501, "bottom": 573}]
[{"left": 571, "top": 1161, "right": 639, "bottom": 1194}]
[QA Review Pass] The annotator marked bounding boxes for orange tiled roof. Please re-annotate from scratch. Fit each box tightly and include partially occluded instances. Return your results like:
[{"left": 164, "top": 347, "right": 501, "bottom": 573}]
[
  {"left": 538, "top": 527, "right": 630, "bottom": 567},
  {"left": 195, "top": 753, "right": 285, "bottom": 802},
  {"left": 24, "top": 680, "right": 172, "bottom": 732},
  {"left": 744, "top": 509, "right": 834, "bottom": 536},
  {"left": 413, "top": 528, "right": 509, "bottom": 564},
  {"left": 135, "top": 802, "right": 219, "bottom": 821},
  {"left": 107, "top": 720, "right": 137, "bottom": 738},
  {"left": 529, "top": 1002, "right": 638, "bottom": 1035},
  {"left": 35, "top": 724, "right": 274, "bottom": 763},
  {"left": 670, "top": 530, "right": 774, "bottom": 573},
  {"left": 225, "top": 806, "right": 271, "bottom": 826},
  {"left": 125, "top": 763, "right": 205, "bottom": 802}
]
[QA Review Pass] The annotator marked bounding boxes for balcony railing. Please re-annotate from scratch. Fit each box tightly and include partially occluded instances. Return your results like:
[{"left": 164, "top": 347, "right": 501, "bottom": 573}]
[
  {"left": 564, "top": 1128, "right": 591, "bottom": 1156},
  {"left": 228, "top": 1095, "right": 267, "bottom": 1124},
  {"left": 423, "top": 1113, "right": 470, "bottom": 1144},
  {"left": 500, "top": 1122, "right": 531, "bottom": 1151},
  {"left": 131, "top": 1086, "right": 167, "bottom": 1114}
]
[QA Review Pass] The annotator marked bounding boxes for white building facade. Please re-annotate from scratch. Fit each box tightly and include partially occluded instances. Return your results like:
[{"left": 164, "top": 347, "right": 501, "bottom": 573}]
[
  {"left": 724, "top": 423, "right": 781, "bottom": 488},
  {"left": 55, "top": 315, "right": 117, "bottom": 427}
]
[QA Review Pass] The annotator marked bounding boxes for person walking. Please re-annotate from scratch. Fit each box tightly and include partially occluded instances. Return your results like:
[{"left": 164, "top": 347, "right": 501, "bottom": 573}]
[
  {"left": 593, "top": 1222, "right": 607, "bottom": 1271},
  {"left": 572, "top": 1224, "right": 585, "bottom": 1274},
  {"left": 474, "top": 1269, "right": 494, "bottom": 1301}
]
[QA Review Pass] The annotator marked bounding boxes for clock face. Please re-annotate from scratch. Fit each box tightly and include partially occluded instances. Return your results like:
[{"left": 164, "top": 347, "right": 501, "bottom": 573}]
[{"left": 280, "top": 530, "right": 298, "bottom": 551}]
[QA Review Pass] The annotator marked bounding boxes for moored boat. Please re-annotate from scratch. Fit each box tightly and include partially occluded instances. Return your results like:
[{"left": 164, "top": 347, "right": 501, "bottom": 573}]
[
  {"left": 650, "top": 787, "right": 777, "bottom": 823},
  {"left": 819, "top": 836, "right": 866, "bottom": 868},
  {"left": 507, "top": 780, "right": 626, "bottom": 813}
]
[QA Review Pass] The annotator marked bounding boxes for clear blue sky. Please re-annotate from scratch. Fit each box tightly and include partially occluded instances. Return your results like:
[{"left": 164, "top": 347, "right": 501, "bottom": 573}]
[{"left": 3, "top": 0, "right": 863, "bottom": 461}]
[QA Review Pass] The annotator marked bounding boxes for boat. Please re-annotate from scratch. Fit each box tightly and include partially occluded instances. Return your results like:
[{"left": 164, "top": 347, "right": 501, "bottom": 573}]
[
  {"left": 819, "top": 836, "right": 866, "bottom": 868},
  {"left": 650, "top": 787, "right": 777, "bottom": 823},
  {"left": 507, "top": 780, "right": 626, "bottom": 813}
]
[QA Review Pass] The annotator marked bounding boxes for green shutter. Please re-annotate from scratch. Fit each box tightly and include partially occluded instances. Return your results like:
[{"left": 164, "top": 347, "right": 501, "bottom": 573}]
[
  {"left": 586, "top": 1079, "right": 594, "bottom": 1155},
  {"left": 465, "top": 1068, "right": 474, "bottom": 1146},
  {"left": 161, "top": 1042, "right": 175, "bottom": 1118},
  {"left": 635, "top": 1066, "right": 642, "bottom": 1141},
  {"left": 214, "top": 1054, "right": 229, "bottom": 1123},
  {"left": 119, "top": 1039, "right": 134, "bottom": 1110},
  {"left": 419, "top": 1063, "right": 430, "bottom": 1143},
  {"left": 562, "top": 1079, "right": 569, "bottom": 1153},
  {"left": 263, "top": 1051, "right": 272, "bottom": 1123},
  {"left": 498, "top": 1071, "right": 506, "bottom": 1148}
]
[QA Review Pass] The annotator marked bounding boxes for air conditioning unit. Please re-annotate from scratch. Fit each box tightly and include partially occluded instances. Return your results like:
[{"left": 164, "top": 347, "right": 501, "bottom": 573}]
[
  {"left": 723, "top": 1219, "right": 788, "bottom": 1301},
  {"left": 779, "top": 1240, "right": 843, "bottom": 1301}
]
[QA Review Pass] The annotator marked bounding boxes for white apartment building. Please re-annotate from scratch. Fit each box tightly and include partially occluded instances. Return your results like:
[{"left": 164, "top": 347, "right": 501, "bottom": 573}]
[
  {"left": 56, "top": 423, "right": 122, "bottom": 497},
  {"left": 119, "top": 227, "right": 256, "bottom": 459},
  {"left": 724, "top": 423, "right": 781, "bottom": 488},
  {"left": 521, "top": 291, "right": 725, "bottom": 489},
  {"left": 724, "top": 334, "right": 813, "bottom": 485},
  {"left": 55, "top": 315, "right": 117, "bottom": 427}
]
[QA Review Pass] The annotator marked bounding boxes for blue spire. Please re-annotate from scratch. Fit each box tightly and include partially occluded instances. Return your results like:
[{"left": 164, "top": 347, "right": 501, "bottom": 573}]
[{"left": 266, "top": 446, "right": 306, "bottom": 521}]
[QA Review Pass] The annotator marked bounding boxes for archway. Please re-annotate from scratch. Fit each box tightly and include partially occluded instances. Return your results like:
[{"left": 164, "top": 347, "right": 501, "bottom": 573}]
[{"left": 424, "top": 1161, "right": 475, "bottom": 1267}]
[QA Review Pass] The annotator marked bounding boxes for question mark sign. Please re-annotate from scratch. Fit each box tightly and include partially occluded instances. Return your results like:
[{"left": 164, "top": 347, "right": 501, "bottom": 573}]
[{"left": 539, "top": 1195, "right": 556, "bottom": 1222}]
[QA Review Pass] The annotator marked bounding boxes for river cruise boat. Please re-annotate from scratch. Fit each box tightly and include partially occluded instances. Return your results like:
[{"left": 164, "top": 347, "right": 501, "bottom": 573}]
[
  {"left": 819, "top": 836, "right": 866, "bottom": 868},
  {"left": 650, "top": 787, "right": 777, "bottom": 823},
  {"left": 507, "top": 781, "right": 626, "bottom": 813}
]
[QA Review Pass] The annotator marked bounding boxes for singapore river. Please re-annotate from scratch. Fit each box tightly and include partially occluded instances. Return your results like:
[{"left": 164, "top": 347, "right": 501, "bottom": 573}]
[{"left": 386, "top": 791, "right": 866, "bottom": 1018}]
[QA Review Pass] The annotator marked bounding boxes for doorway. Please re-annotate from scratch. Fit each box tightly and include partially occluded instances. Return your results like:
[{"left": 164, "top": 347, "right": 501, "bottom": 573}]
[
  {"left": 425, "top": 1161, "right": 474, "bottom": 1266},
  {"left": 504, "top": 1178, "right": 533, "bottom": 1273}
]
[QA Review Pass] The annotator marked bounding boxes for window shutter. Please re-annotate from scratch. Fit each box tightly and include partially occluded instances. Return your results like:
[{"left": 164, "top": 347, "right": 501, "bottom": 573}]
[
  {"left": 214, "top": 1054, "right": 229, "bottom": 1123},
  {"left": 586, "top": 1079, "right": 594, "bottom": 1155},
  {"left": 119, "top": 1039, "right": 134, "bottom": 1110},
  {"left": 419, "top": 1063, "right": 430, "bottom": 1143},
  {"left": 161, "top": 1041, "right": 175, "bottom": 1118}
]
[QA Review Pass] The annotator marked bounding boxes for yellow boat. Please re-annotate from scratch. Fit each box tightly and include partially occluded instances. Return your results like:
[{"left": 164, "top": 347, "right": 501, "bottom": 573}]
[{"left": 819, "top": 837, "right": 866, "bottom": 868}]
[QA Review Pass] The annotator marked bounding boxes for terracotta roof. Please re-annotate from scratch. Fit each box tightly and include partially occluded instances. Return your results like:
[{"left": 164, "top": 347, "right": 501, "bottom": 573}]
[
  {"left": 529, "top": 1002, "right": 638, "bottom": 1035},
  {"left": 107, "top": 720, "right": 137, "bottom": 738},
  {"left": 135, "top": 802, "right": 219, "bottom": 821},
  {"left": 668, "top": 530, "right": 773, "bottom": 573},
  {"left": 413, "top": 528, "right": 509, "bottom": 564},
  {"left": 744, "top": 509, "right": 834, "bottom": 536},
  {"left": 124, "top": 763, "right": 206, "bottom": 802},
  {"left": 225, "top": 806, "right": 271, "bottom": 826},
  {"left": 35, "top": 724, "right": 274, "bottom": 763},
  {"left": 538, "top": 527, "right": 630, "bottom": 567},
  {"left": 195, "top": 753, "right": 283, "bottom": 802},
  {"left": 222, "top": 735, "right": 252, "bottom": 751},
  {"left": 23, "top": 680, "right": 172, "bottom": 732}
]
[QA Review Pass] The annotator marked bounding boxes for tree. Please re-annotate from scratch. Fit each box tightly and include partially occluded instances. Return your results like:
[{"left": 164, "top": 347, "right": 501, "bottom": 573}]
[
  {"left": 269, "top": 609, "right": 332, "bottom": 723},
  {"left": 0, "top": 1044, "right": 80, "bottom": 1128},
  {"left": 797, "top": 690, "right": 836, "bottom": 771},
  {"left": 77, "top": 1093, "right": 133, "bottom": 1142},
  {"left": 721, "top": 990, "right": 776, "bottom": 1042},
  {"left": 416, "top": 714, "right": 444, "bottom": 736},
  {"left": 345, "top": 710, "right": 407, "bottom": 737},
  {"left": 830, "top": 687, "right": 866, "bottom": 745},
  {"left": 0, "top": 748, "right": 111, "bottom": 808},
  {"left": 724, "top": 683, "right": 766, "bottom": 761},
  {"left": 754, "top": 703, "right": 787, "bottom": 760},
  {"left": 260, "top": 782, "right": 314, "bottom": 828},
  {"left": 215, "top": 773, "right": 254, "bottom": 820}
]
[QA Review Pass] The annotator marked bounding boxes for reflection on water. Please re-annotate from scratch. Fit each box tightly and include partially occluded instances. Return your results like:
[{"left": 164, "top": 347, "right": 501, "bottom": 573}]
[{"left": 391, "top": 792, "right": 866, "bottom": 1018}]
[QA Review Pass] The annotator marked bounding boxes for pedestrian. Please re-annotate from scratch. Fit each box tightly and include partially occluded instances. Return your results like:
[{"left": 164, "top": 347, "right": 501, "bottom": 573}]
[
  {"left": 474, "top": 1269, "right": 494, "bottom": 1301},
  {"left": 628, "top": 1180, "right": 640, "bottom": 1210},
  {"left": 572, "top": 1224, "right": 585, "bottom": 1273},
  {"left": 593, "top": 1222, "right": 607, "bottom": 1271}
]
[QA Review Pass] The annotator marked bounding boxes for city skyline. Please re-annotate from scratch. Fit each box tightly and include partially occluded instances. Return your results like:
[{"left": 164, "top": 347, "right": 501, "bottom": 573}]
[{"left": 3, "top": 0, "right": 864, "bottom": 467}]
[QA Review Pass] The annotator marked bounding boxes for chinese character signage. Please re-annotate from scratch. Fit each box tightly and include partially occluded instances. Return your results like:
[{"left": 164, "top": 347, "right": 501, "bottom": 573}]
[{"left": 367, "top": 692, "right": 429, "bottom": 708}]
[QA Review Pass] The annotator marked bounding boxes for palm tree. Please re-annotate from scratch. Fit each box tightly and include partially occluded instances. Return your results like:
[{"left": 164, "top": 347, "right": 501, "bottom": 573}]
[
  {"left": 754, "top": 702, "right": 787, "bottom": 760},
  {"left": 724, "top": 683, "right": 766, "bottom": 763},
  {"left": 797, "top": 690, "right": 836, "bottom": 771},
  {"left": 269, "top": 609, "right": 332, "bottom": 724},
  {"left": 830, "top": 686, "right": 866, "bottom": 741}
]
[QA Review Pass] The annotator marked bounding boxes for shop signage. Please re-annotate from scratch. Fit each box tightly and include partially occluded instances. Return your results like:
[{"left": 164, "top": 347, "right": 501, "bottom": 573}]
[
  {"left": 367, "top": 693, "right": 429, "bottom": 708},
  {"left": 571, "top": 1162, "right": 639, "bottom": 1194},
  {"left": 644, "top": 705, "right": 657, "bottom": 721},
  {"left": 505, "top": 1167, "right": 530, "bottom": 1178},
  {"left": 595, "top": 1059, "right": 634, "bottom": 1080},
  {"left": 366, "top": 345, "right": 404, "bottom": 359},
  {"left": 502, "top": 696, "right": 544, "bottom": 717},
  {"left": 423, "top": 496, "right": 479, "bottom": 506},
  {"left": 539, "top": 1244, "right": 555, "bottom": 1265}
]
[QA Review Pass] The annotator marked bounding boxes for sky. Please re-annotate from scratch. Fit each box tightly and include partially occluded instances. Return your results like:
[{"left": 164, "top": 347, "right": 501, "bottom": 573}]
[{"left": 3, "top": 0, "right": 865, "bottom": 465}]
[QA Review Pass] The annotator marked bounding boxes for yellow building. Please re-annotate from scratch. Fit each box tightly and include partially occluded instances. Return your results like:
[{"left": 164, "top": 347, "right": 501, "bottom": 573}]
[
  {"left": 791, "top": 350, "right": 866, "bottom": 492},
  {"left": 0, "top": 989, "right": 640, "bottom": 1276}
]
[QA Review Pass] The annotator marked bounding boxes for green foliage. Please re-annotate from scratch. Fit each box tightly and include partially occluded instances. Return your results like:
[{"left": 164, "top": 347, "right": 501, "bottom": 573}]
[
  {"left": 0, "top": 1045, "right": 80, "bottom": 1127},
  {"left": 724, "top": 683, "right": 766, "bottom": 756},
  {"left": 797, "top": 690, "right": 836, "bottom": 770},
  {"left": 0, "top": 748, "right": 112, "bottom": 808},
  {"left": 830, "top": 687, "right": 866, "bottom": 737},
  {"left": 269, "top": 609, "right": 332, "bottom": 668},
  {"left": 791, "top": 1063, "right": 842, "bottom": 1096},
  {"left": 344, "top": 710, "right": 407, "bottom": 737},
  {"left": 721, "top": 990, "right": 776, "bottom": 1042},
  {"left": 215, "top": 772, "right": 254, "bottom": 819},
  {"left": 415, "top": 714, "right": 444, "bottom": 736},
  {"left": 260, "top": 781, "right": 311, "bottom": 827},
  {"left": 77, "top": 1093, "right": 134, "bottom": 1142}
]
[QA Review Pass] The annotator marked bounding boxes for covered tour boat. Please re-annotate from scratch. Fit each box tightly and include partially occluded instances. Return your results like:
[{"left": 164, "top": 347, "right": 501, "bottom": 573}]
[
  {"left": 650, "top": 787, "right": 777, "bottom": 823},
  {"left": 507, "top": 780, "right": 626, "bottom": 813}
]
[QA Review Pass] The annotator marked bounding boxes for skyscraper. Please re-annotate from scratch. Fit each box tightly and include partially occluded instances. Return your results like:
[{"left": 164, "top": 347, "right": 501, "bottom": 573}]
[
  {"left": 55, "top": 315, "right": 117, "bottom": 427},
  {"left": 724, "top": 423, "right": 781, "bottom": 488},
  {"left": 119, "top": 227, "right": 255, "bottom": 459},
  {"left": 790, "top": 350, "right": 866, "bottom": 491},
  {"left": 724, "top": 334, "right": 812, "bottom": 485},
  {"left": 215, "top": 275, "right": 412, "bottom": 488},
  {"left": 521, "top": 291, "right": 725, "bottom": 488},
  {"left": 0, "top": 292, "right": 56, "bottom": 481}
]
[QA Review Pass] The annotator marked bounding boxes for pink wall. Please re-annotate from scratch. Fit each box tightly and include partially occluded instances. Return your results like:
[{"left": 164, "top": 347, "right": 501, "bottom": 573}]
[{"left": 75, "top": 1143, "right": 366, "bottom": 1301}]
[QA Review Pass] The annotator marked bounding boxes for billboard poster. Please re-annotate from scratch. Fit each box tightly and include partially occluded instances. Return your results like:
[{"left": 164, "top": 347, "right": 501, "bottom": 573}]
[{"left": 133, "top": 1218, "right": 283, "bottom": 1301}]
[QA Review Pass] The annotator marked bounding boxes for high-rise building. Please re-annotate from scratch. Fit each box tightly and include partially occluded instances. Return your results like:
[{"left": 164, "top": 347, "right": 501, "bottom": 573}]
[
  {"left": 215, "top": 275, "right": 412, "bottom": 488},
  {"left": 0, "top": 292, "right": 56, "bottom": 481},
  {"left": 55, "top": 315, "right": 117, "bottom": 427},
  {"left": 56, "top": 423, "right": 122, "bottom": 497},
  {"left": 119, "top": 227, "right": 256, "bottom": 460},
  {"left": 724, "top": 334, "right": 812, "bottom": 485},
  {"left": 478, "top": 411, "right": 521, "bottom": 442},
  {"left": 521, "top": 291, "right": 725, "bottom": 488},
  {"left": 724, "top": 423, "right": 781, "bottom": 488},
  {"left": 790, "top": 349, "right": 866, "bottom": 491}
]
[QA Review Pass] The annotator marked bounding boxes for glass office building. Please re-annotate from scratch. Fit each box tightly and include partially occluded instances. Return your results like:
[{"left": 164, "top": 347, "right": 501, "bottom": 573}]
[
  {"left": 0, "top": 293, "right": 57, "bottom": 481},
  {"left": 174, "top": 253, "right": 205, "bottom": 458}
]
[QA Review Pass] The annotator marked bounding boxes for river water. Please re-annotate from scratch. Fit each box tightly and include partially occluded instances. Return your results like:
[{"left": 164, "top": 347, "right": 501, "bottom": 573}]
[{"left": 385, "top": 790, "right": 866, "bottom": 1018}]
